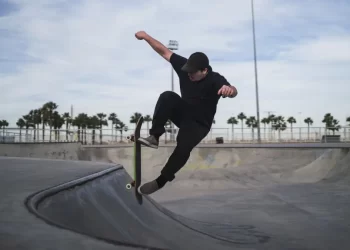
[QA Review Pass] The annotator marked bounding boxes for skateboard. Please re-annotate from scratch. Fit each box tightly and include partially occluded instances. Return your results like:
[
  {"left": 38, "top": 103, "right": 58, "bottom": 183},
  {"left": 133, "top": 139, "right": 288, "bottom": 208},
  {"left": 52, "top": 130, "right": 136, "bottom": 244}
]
[{"left": 125, "top": 116, "right": 143, "bottom": 199}]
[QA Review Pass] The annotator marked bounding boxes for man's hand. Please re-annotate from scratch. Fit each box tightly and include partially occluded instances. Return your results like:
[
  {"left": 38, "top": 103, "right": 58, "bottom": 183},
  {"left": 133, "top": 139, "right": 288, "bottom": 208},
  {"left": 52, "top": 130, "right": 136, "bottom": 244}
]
[
  {"left": 218, "top": 85, "right": 237, "bottom": 98},
  {"left": 135, "top": 31, "right": 173, "bottom": 62},
  {"left": 135, "top": 31, "right": 148, "bottom": 40}
]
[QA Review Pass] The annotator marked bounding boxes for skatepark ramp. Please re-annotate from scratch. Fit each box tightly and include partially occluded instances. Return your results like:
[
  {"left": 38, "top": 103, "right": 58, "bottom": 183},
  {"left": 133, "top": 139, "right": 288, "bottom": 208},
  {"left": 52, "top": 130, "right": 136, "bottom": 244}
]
[
  {"left": 2, "top": 143, "right": 350, "bottom": 249},
  {"left": 80, "top": 146, "right": 350, "bottom": 192},
  {"left": 26, "top": 165, "right": 269, "bottom": 250}
]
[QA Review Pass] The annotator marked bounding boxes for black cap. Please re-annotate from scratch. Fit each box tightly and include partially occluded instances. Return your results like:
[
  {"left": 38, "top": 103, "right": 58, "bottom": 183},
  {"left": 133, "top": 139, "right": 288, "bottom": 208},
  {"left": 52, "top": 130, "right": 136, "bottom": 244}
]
[{"left": 181, "top": 52, "right": 209, "bottom": 73}]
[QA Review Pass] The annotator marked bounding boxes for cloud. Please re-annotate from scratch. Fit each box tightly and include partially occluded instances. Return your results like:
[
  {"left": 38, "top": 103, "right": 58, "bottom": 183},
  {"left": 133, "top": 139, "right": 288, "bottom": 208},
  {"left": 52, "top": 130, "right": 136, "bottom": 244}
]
[
  {"left": 277, "top": 35, "right": 350, "bottom": 62},
  {"left": 0, "top": 0, "right": 350, "bottom": 138}
]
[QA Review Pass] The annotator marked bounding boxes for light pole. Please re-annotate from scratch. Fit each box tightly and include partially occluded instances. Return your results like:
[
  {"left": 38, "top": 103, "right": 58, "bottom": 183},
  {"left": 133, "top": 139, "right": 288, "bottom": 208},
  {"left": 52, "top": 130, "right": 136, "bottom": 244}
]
[
  {"left": 251, "top": 0, "right": 261, "bottom": 143},
  {"left": 167, "top": 40, "right": 178, "bottom": 142}
]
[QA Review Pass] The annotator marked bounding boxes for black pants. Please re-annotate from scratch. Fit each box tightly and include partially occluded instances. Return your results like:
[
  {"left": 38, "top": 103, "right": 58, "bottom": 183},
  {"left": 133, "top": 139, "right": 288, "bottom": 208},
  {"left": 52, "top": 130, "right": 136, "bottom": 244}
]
[{"left": 149, "top": 91, "right": 210, "bottom": 182}]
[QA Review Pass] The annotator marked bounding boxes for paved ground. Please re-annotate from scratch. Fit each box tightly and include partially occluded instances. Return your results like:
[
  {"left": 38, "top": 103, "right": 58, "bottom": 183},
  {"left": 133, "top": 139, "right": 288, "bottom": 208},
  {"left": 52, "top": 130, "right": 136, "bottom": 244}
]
[
  {"left": 1, "top": 142, "right": 350, "bottom": 249},
  {"left": 34, "top": 166, "right": 251, "bottom": 250},
  {"left": 0, "top": 157, "right": 136, "bottom": 250}
]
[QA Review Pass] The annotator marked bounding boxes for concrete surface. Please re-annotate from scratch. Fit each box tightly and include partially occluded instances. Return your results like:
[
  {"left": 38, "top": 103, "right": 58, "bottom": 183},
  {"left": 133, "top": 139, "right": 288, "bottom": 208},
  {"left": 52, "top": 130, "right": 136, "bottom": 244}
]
[
  {"left": 34, "top": 166, "right": 255, "bottom": 250},
  {"left": 1, "top": 142, "right": 350, "bottom": 249},
  {"left": 0, "top": 157, "right": 137, "bottom": 250}
]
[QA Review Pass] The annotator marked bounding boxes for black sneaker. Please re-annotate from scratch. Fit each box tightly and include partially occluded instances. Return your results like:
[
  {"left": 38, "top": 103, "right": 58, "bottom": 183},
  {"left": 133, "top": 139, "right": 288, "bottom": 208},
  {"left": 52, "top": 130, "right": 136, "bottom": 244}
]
[
  {"left": 138, "top": 180, "right": 161, "bottom": 195},
  {"left": 137, "top": 135, "right": 159, "bottom": 149}
]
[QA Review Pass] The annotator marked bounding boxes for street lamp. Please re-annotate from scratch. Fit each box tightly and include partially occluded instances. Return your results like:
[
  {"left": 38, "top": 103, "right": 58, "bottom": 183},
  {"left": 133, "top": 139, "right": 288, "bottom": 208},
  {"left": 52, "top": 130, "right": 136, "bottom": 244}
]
[
  {"left": 251, "top": 0, "right": 261, "bottom": 143},
  {"left": 168, "top": 40, "right": 178, "bottom": 92},
  {"left": 167, "top": 40, "right": 178, "bottom": 142}
]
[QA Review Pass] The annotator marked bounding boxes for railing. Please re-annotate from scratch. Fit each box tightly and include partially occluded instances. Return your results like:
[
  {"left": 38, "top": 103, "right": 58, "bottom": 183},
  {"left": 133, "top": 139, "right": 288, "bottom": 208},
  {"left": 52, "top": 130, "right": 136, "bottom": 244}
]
[{"left": 1, "top": 126, "right": 349, "bottom": 144}]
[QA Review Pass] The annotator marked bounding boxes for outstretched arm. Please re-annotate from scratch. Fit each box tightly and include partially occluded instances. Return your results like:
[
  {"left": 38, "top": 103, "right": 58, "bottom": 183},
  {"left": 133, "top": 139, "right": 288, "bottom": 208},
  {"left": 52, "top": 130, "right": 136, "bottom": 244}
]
[{"left": 135, "top": 31, "right": 173, "bottom": 62}]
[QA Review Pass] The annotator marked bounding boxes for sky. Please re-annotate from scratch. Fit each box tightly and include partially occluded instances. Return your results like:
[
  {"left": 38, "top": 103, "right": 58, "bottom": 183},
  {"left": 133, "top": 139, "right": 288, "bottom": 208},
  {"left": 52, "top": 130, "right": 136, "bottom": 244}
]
[{"left": 1, "top": 0, "right": 350, "bottom": 131}]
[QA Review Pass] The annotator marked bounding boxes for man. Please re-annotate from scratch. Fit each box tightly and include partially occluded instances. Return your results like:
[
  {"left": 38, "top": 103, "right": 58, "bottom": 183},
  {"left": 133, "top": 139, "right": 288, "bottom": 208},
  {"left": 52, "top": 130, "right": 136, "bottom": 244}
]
[{"left": 134, "top": 31, "right": 238, "bottom": 195}]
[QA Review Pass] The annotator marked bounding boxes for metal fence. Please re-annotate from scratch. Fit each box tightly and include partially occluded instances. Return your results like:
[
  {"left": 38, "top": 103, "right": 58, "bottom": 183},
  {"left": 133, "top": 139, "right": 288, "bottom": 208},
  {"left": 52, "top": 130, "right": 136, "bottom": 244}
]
[{"left": 1, "top": 125, "right": 349, "bottom": 144}]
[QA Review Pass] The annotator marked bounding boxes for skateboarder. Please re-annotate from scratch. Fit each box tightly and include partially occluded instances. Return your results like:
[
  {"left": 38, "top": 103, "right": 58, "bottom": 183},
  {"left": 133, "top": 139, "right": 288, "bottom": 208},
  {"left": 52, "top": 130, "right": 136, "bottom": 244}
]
[{"left": 135, "top": 31, "right": 238, "bottom": 195}]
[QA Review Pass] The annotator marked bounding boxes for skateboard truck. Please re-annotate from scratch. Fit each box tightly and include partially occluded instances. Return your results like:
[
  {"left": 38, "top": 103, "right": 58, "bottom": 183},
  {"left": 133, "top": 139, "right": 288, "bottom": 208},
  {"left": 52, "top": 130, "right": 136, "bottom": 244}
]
[
  {"left": 126, "top": 180, "right": 135, "bottom": 189},
  {"left": 127, "top": 134, "right": 135, "bottom": 142}
]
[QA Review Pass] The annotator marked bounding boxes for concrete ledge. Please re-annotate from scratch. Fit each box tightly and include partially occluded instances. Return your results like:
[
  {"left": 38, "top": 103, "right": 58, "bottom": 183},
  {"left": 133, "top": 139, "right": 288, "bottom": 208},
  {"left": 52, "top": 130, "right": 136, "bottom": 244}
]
[{"left": 82, "top": 142, "right": 350, "bottom": 149}]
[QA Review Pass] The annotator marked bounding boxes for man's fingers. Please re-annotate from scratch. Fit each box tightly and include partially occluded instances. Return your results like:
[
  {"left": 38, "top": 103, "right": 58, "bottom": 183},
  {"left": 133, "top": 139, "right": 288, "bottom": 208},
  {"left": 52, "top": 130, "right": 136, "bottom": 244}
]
[
  {"left": 218, "top": 86, "right": 234, "bottom": 97},
  {"left": 222, "top": 87, "right": 233, "bottom": 97},
  {"left": 223, "top": 88, "right": 229, "bottom": 95},
  {"left": 219, "top": 86, "right": 227, "bottom": 95}
]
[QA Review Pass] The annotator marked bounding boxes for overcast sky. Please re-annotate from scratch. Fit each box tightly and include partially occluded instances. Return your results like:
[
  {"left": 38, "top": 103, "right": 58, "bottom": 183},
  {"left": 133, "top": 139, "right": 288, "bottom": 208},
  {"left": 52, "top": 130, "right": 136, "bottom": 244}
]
[{"left": 1, "top": 0, "right": 349, "bottom": 130}]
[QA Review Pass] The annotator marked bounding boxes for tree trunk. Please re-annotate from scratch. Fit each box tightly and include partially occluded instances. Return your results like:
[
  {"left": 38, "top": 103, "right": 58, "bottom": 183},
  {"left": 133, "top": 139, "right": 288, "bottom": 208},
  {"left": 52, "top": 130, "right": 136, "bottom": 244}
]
[
  {"left": 42, "top": 124, "right": 45, "bottom": 142},
  {"left": 49, "top": 125, "right": 52, "bottom": 142},
  {"left": 66, "top": 123, "right": 69, "bottom": 141},
  {"left": 231, "top": 124, "right": 234, "bottom": 142},
  {"left": 278, "top": 129, "right": 281, "bottom": 142}
]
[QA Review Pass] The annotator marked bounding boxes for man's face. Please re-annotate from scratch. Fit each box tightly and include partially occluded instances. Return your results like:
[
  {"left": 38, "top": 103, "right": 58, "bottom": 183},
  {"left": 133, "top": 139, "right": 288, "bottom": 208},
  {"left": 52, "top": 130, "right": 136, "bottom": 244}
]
[{"left": 188, "top": 69, "right": 208, "bottom": 82}]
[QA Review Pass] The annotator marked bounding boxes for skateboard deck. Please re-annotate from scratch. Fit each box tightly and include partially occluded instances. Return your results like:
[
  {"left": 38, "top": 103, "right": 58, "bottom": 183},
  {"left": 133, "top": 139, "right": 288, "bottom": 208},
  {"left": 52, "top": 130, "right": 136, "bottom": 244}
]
[{"left": 125, "top": 116, "right": 143, "bottom": 201}]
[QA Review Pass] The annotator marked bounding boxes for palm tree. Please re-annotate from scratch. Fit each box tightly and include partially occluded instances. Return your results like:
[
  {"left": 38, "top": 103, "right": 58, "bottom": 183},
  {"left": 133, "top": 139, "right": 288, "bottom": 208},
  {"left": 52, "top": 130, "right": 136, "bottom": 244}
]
[
  {"left": 28, "top": 110, "right": 37, "bottom": 141},
  {"left": 245, "top": 116, "right": 258, "bottom": 141},
  {"left": 144, "top": 115, "right": 152, "bottom": 135},
  {"left": 115, "top": 120, "right": 128, "bottom": 142},
  {"left": 322, "top": 113, "right": 332, "bottom": 135},
  {"left": 130, "top": 112, "right": 142, "bottom": 128},
  {"left": 40, "top": 106, "right": 49, "bottom": 142},
  {"left": 16, "top": 118, "right": 25, "bottom": 142},
  {"left": 237, "top": 112, "right": 247, "bottom": 141},
  {"left": 0, "top": 120, "right": 9, "bottom": 142},
  {"left": 29, "top": 109, "right": 42, "bottom": 142},
  {"left": 72, "top": 115, "right": 82, "bottom": 142},
  {"left": 88, "top": 115, "right": 100, "bottom": 145},
  {"left": 347, "top": 117, "right": 350, "bottom": 141},
  {"left": 261, "top": 117, "right": 269, "bottom": 142},
  {"left": 62, "top": 112, "right": 72, "bottom": 141},
  {"left": 227, "top": 116, "right": 238, "bottom": 142},
  {"left": 81, "top": 113, "right": 90, "bottom": 144},
  {"left": 287, "top": 116, "right": 297, "bottom": 140},
  {"left": 0, "top": 120, "right": 3, "bottom": 142},
  {"left": 329, "top": 119, "right": 341, "bottom": 135},
  {"left": 22, "top": 114, "right": 34, "bottom": 142},
  {"left": 330, "top": 119, "right": 341, "bottom": 135},
  {"left": 267, "top": 114, "right": 276, "bottom": 140},
  {"left": 108, "top": 113, "right": 118, "bottom": 141},
  {"left": 96, "top": 113, "right": 108, "bottom": 144},
  {"left": 271, "top": 116, "right": 287, "bottom": 142},
  {"left": 73, "top": 113, "right": 89, "bottom": 144},
  {"left": 304, "top": 117, "right": 313, "bottom": 141},
  {"left": 322, "top": 113, "right": 341, "bottom": 135},
  {"left": 52, "top": 111, "right": 64, "bottom": 141},
  {"left": 42, "top": 101, "right": 58, "bottom": 142},
  {"left": 28, "top": 109, "right": 40, "bottom": 142}
]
